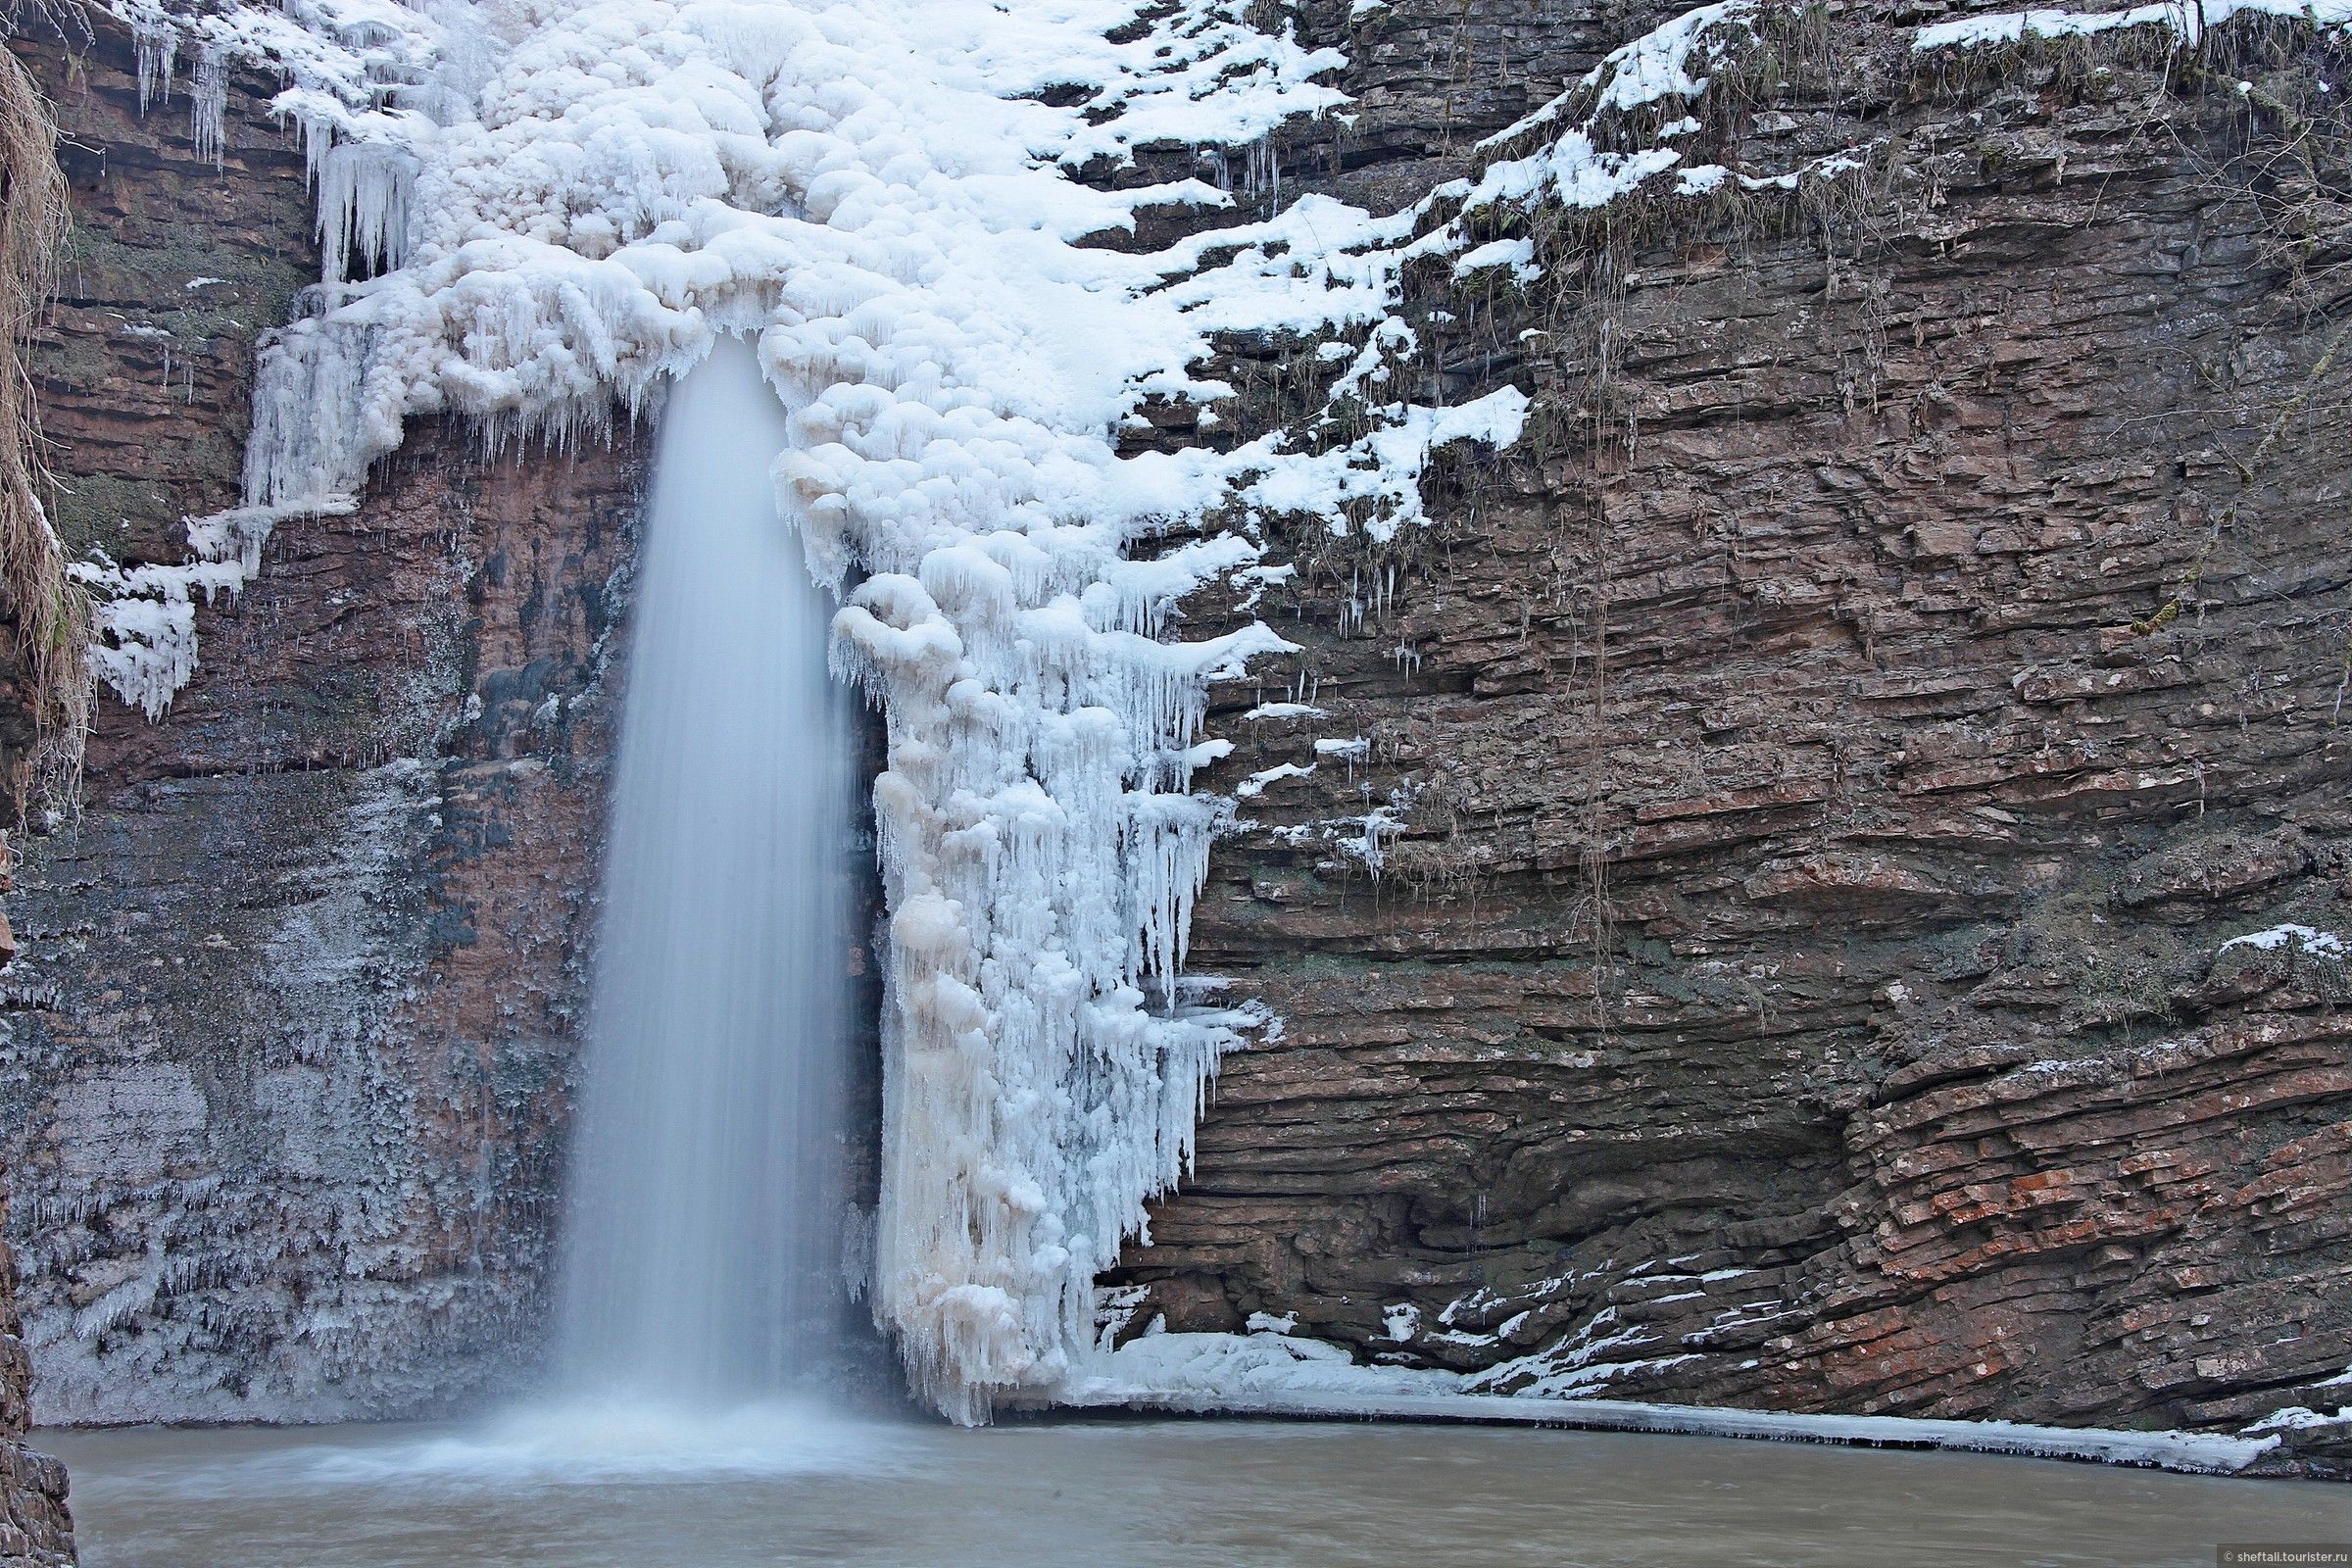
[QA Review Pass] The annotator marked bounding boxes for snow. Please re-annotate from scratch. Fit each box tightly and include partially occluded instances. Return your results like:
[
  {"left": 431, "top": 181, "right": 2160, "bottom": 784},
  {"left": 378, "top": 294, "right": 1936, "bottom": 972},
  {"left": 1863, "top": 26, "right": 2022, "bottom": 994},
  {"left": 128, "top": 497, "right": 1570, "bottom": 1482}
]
[
  {"left": 1677, "top": 139, "right": 1883, "bottom": 200},
  {"left": 1594, "top": 0, "right": 1750, "bottom": 111},
  {"left": 1301, "top": 0, "right": 1866, "bottom": 372},
  {"left": 1236, "top": 388, "right": 1531, "bottom": 544},
  {"left": 1233, "top": 761, "right": 1313, "bottom": 799},
  {"left": 1915, "top": 0, "right": 2352, "bottom": 50},
  {"left": 1463, "top": 1305, "right": 1702, "bottom": 1398},
  {"left": 2218, "top": 923, "right": 2345, "bottom": 958},
  {"left": 1453, "top": 236, "right": 1540, "bottom": 283},
  {"left": 1066, "top": 1333, "right": 2282, "bottom": 1474}
]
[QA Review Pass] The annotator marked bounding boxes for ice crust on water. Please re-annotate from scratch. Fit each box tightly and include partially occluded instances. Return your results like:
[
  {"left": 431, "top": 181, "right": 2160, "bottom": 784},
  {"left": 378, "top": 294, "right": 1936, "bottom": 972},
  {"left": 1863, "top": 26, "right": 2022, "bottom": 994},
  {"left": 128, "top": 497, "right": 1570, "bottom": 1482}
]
[{"left": 1068, "top": 1327, "right": 2284, "bottom": 1474}]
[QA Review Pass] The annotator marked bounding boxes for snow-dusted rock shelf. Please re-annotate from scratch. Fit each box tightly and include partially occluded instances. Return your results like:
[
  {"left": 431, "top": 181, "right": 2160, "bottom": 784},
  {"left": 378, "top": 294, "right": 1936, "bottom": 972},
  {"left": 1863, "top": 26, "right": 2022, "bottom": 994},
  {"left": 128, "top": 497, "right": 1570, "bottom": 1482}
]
[
  {"left": 1065, "top": 1331, "right": 2285, "bottom": 1477},
  {"left": 1912, "top": 0, "right": 2352, "bottom": 50}
]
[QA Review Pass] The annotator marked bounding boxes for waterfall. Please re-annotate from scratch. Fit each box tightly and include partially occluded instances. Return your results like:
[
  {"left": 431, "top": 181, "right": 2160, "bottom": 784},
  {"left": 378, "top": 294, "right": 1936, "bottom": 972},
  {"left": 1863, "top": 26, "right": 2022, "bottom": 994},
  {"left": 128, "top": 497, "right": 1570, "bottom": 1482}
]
[{"left": 553, "top": 338, "right": 858, "bottom": 1404}]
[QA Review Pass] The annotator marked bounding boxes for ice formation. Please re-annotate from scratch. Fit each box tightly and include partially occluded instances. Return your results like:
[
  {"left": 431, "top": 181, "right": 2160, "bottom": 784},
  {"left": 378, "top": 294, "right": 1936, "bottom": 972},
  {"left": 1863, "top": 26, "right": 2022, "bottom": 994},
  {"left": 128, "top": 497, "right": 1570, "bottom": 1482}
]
[
  {"left": 73, "top": 0, "right": 1890, "bottom": 1422},
  {"left": 76, "top": 0, "right": 1543, "bottom": 1422},
  {"left": 1068, "top": 1324, "right": 2285, "bottom": 1475}
]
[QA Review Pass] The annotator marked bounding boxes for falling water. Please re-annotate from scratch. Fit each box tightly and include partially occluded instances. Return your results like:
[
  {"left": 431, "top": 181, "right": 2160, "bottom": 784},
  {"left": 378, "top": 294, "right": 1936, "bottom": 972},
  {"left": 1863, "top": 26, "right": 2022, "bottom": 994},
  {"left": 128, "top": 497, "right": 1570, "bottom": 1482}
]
[{"left": 553, "top": 337, "right": 858, "bottom": 1404}]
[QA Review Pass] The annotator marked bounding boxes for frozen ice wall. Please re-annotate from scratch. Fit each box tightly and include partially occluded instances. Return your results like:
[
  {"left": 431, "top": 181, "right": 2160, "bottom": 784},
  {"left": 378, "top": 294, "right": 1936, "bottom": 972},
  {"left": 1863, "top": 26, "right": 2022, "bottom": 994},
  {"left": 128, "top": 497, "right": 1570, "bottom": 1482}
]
[{"left": 77, "top": 0, "right": 1533, "bottom": 1421}]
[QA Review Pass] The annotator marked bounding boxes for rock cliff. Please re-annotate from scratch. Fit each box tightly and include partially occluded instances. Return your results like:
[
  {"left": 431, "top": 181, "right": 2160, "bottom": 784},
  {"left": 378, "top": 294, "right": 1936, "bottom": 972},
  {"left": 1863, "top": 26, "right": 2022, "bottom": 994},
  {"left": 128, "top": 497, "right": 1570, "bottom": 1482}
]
[
  {"left": 0, "top": 1188, "right": 67, "bottom": 1567},
  {"left": 0, "top": 13, "right": 640, "bottom": 1421},
  {"left": 1, "top": 0, "right": 2347, "bottom": 1480},
  {"left": 0, "top": 25, "right": 75, "bottom": 1564},
  {"left": 1114, "top": 0, "right": 2352, "bottom": 1478}
]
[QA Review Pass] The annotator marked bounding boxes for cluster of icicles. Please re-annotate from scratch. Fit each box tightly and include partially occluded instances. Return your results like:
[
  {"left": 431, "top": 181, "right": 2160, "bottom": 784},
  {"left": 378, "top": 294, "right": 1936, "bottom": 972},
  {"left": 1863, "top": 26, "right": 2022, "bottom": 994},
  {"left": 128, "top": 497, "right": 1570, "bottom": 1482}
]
[
  {"left": 70, "top": 0, "right": 1640, "bottom": 1420},
  {"left": 74, "top": 0, "right": 2352, "bottom": 1425}
]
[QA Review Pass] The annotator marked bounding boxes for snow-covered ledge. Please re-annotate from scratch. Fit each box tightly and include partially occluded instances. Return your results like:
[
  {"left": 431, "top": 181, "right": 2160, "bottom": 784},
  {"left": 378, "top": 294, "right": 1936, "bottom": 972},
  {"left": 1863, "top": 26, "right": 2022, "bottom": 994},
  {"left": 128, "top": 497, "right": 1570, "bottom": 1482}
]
[{"left": 1063, "top": 1331, "right": 2284, "bottom": 1476}]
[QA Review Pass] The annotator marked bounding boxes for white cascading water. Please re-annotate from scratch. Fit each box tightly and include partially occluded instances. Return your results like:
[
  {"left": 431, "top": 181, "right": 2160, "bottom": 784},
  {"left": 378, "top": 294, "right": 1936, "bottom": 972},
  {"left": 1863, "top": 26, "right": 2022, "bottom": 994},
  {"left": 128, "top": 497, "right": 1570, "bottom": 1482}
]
[{"left": 553, "top": 337, "right": 859, "bottom": 1404}]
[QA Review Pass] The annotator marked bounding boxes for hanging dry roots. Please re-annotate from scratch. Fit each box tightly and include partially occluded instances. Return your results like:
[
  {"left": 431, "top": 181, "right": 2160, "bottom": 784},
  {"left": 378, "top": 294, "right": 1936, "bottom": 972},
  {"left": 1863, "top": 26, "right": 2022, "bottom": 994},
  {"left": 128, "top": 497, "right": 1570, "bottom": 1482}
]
[{"left": 0, "top": 43, "right": 84, "bottom": 825}]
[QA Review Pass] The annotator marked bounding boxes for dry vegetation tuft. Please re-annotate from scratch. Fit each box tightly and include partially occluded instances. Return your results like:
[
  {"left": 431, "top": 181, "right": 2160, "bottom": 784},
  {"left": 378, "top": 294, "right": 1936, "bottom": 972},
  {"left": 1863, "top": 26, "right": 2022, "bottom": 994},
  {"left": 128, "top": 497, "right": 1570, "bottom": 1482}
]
[{"left": 0, "top": 42, "right": 84, "bottom": 822}]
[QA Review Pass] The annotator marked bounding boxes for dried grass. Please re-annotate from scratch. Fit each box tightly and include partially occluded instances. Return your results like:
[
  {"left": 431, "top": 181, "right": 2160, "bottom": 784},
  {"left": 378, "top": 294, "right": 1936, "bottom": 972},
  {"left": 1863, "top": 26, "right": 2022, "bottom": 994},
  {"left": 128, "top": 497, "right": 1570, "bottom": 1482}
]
[{"left": 0, "top": 43, "right": 84, "bottom": 823}]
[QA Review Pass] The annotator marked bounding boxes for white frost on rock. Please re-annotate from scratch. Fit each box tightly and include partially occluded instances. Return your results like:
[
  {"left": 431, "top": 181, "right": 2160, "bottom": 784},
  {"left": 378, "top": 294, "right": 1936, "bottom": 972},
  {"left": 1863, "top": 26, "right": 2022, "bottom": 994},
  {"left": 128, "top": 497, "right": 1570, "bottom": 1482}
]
[
  {"left": 1914, "top": 0, "right": 2352, "bottom": 51},
  {"left": 2218, "top": 922, "right": 2346, "bottom": 959}
]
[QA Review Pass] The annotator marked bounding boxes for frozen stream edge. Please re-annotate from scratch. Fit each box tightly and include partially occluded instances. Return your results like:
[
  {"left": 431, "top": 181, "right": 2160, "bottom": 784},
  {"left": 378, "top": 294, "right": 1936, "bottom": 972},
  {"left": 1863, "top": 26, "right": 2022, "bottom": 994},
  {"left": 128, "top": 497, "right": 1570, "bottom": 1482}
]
[{"left": 1060, "top": 1386, "right": 2281, "bottom": 1476}]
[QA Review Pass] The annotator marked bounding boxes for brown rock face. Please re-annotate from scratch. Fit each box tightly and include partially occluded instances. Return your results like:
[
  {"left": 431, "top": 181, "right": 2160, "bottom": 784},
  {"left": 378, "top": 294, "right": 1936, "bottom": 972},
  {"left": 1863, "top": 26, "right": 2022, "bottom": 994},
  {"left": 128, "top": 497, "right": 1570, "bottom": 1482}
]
[
  {"left": 3, "top": 0, "right": 2347, "bottom": 1481},
  {"left": 0, "top": 422, "right": 640, "bottom": 1422},
  {"left": 0, "top": 16, "right": 644, "bottom": 1420},
  {"left": 0, "top": 1179, "right": 70, "bottom": 1567},
  {"left": 1109, "top": 1, "right": 2352, "bottom": 1476},
  {"left": 0, "top": 28, "right": 77, "bottom": 1564}
]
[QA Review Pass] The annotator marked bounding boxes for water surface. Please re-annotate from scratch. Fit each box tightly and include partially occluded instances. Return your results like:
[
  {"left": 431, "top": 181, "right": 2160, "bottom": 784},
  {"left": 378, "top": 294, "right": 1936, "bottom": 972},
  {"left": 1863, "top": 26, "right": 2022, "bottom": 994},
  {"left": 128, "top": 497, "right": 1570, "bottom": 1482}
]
[{"left": 43, "top": 1412, "right": 2349, "bottom": 1567}]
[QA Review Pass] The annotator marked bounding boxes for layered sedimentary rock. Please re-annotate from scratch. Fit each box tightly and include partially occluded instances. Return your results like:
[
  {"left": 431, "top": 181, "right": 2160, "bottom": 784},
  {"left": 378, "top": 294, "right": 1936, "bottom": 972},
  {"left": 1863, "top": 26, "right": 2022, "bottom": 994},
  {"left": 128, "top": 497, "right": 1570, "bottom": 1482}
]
[
  {"left": 0, "top": 16, "right": 642, "bottom": 1421},
  {"left": 0, "top": 1183, "right": 67, "bottom": 1567},
  {"left": 2, "top": 0, "right": 2347, "bottom": 1477},
  {"left": 1112, "top": 0, "right": 2352, "bottom": 1477}
]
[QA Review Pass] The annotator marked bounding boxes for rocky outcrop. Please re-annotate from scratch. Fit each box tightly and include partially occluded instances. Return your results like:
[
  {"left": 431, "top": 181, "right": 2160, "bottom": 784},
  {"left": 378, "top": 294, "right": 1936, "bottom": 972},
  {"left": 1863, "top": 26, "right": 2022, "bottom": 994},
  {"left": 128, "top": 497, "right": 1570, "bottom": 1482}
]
[
  {"left": 0, "top": 15, "right": 643, "bottom": 1421},
  {"left": 1110, "top": 0, "right": 2352, "bottom": 1475},
  {"left": 0, "top": 32, "right": 75, "bottom": 1565},
  {"left": 0, "top": 1181, "right": 68, "bottom": 1567},
  {"left": 1, "top": 0, "right": 2346, "bottom": 1478}
]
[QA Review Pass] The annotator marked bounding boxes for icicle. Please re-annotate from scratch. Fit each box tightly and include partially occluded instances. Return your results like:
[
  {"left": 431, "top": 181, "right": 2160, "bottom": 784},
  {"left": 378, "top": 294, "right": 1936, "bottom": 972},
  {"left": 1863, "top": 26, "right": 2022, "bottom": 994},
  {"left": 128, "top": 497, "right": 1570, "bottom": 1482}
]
[
  {"left": 74, "top": 571, "right": 198, "bottom": 721},
  {"left": 1245, "top": 132, "right": 1279, "bottom": 207},
  {"left": 315, "top": 142, "right": 415, "bottom": 283},
  {"left": 131, "top": 14, "right": 177, "bottom": 114},
  {"left": 241, "top": 300, "right": 383, "bottom": 511},
  {"left": 190, "top": 44, "right": 228, "bottom": 169}
]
